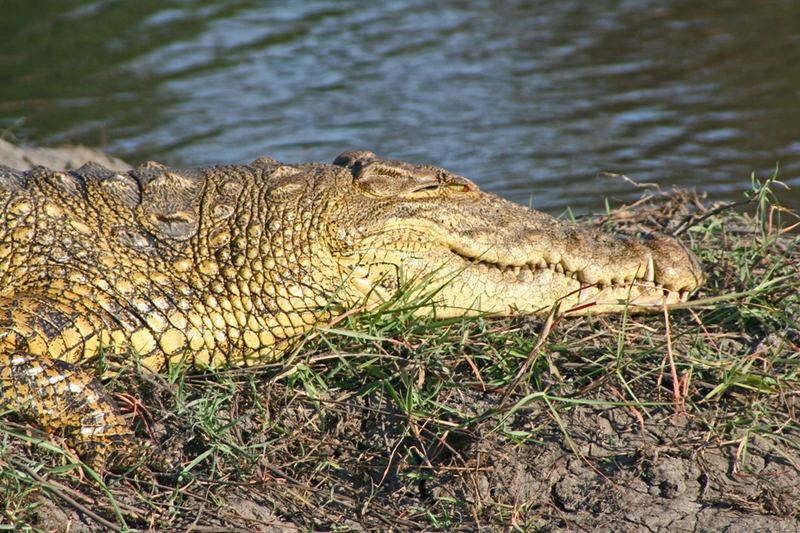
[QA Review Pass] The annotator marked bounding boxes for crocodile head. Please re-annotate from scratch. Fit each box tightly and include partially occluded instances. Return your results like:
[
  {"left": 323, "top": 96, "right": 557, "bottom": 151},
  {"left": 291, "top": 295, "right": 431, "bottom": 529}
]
[{"left": 326, "top": 151, "right": 703, "bottom": 317}]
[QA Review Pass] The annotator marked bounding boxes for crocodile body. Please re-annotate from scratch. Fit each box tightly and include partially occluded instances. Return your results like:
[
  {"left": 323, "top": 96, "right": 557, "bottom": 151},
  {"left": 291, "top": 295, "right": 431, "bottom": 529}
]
[{"left": 0, "top": 151, "right": 703, "bottom": 470}]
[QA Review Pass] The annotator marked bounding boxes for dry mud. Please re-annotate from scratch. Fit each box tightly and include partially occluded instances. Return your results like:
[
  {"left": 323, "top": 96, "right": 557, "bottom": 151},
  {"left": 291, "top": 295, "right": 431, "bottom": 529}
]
[
  {"left": 271, "top": 381, "right": 798, "bottom": 531},
  {"left": 21, "top": 353, "right": 800, "bottom": 532}
]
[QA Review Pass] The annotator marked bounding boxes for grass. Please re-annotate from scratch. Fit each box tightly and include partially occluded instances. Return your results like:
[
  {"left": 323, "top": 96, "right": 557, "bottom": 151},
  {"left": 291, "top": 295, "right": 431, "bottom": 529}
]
[{"left": 1, "top": 178, "right": 798, "bottom": 531}]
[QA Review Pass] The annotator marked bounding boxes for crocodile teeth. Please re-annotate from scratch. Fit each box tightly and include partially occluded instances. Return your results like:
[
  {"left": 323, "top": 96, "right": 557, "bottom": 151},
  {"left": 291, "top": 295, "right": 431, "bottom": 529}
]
[
  {"left": 578, "top": 285, "right": 590, "bottom": 304},
  {"left": 644, "top": 256, "right": 655, "bottom": 282},
  {"left": 555, "top": 263, "right": 564, "bottom": 273},
  {"left": 537, "top": 259, "right": 547, "bottom": 269},
  {"left": 512, "top": 266, "right": 521, "bottom": 276},
  {"left": 351, "top": 277, "right": 391, "bottom": 302}
]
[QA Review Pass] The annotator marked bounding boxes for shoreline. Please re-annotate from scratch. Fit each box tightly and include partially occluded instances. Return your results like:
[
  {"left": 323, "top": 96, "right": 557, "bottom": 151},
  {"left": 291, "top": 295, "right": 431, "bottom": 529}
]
[{"left": 0, "top": 139, "right": 130, "bottom": 172}]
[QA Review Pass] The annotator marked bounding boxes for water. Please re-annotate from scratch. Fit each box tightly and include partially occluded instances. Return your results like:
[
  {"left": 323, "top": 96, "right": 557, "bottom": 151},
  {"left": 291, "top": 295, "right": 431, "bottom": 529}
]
[{"left": 2, "top": 0, "right": 799, "bottom": 213}]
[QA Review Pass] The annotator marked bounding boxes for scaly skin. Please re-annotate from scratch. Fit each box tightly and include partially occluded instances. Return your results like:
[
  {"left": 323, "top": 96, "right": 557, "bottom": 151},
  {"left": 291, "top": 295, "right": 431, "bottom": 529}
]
[{"left": 0, "top": 151, "right": 703, "bottom": 471}]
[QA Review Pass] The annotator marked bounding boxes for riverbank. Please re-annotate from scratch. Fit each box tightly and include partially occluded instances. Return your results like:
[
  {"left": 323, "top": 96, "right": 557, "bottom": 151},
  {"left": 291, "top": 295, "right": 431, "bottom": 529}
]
[
  {"left": 0, "top": 145, "right": 797, "bottom": 531},
  {"left": 0, "top": 139, "right": 130, "bottom": 172}
]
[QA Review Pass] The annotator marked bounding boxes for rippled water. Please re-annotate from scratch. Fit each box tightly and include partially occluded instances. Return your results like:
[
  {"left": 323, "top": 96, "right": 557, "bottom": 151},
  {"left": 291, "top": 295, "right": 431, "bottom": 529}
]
[{"left": 2, "top": 0, "right": 798, "bottom": 212}]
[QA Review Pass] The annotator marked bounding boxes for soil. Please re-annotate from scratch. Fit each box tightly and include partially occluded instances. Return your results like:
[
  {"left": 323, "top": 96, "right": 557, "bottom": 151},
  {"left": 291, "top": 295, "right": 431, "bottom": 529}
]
[{"left": 17, "top": 348, "right": 800, "bottom": 532}]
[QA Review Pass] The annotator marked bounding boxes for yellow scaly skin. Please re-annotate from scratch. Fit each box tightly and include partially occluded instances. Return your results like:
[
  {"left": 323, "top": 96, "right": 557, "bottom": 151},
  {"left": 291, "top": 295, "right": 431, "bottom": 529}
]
[{"left": 0, "top": 151, "right": 703, "bottom": 471}]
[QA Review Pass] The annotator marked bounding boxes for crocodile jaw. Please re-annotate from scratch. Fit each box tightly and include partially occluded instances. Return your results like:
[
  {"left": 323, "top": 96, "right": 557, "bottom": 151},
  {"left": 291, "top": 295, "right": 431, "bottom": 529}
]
[
  {"left": 410, "top": 252, "right": 695, "bottom": 317},
  {"left": 338, "top": 219, "right": 703, "bottom": 317},
  {"left": 343, "top": 250, "right": 696, "bottom": 318}
]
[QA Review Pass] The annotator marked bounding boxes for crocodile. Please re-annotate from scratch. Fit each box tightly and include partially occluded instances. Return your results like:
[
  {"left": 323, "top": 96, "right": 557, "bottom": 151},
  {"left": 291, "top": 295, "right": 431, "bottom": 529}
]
[{"left": 0, "top": 150, "right": 703, "bottom": 471}]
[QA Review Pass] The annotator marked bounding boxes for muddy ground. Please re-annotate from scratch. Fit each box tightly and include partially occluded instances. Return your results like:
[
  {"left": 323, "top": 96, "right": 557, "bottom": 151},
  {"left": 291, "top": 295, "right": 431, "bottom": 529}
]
[{"left": 18, "top": 320, "right": 800, "bottom": 532}]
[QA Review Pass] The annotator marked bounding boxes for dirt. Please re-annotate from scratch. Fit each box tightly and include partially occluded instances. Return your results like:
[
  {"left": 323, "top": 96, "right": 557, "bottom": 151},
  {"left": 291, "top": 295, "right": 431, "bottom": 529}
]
[{"left": 14, "top": 355, "right": 797, "bottom": 532}]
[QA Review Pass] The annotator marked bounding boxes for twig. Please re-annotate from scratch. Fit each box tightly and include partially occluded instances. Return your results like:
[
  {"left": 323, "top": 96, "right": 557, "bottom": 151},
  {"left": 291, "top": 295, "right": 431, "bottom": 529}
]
[
  {"left": 463, "top": 353, "right": 486, "bottom": 392},
  {"left": 671, "top": 198, "right": 752, "bottom": 236},
  {"left": 498, "top": 307, "right": 558, "bottom": 407},
  {"left": 599, "top": 171, "right": 662, "bottom": 191},
  {"left": 662, "top": 299, "right": 684, "bottom": 414},
  {"left": 14, "top": 460, "right": 124, "bottom": 532}
]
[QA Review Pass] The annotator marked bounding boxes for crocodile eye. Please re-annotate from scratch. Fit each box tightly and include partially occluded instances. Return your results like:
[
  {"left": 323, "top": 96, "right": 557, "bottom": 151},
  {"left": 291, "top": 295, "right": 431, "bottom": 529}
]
[
  {"left": 447, "top": 183, "right": 470, "bottom": 192},
  {"left": 412, "top": 182, "right": 473, "bottom": 195},
  {"left": 413, "top": 183, "right": 441, "bottom": 193}
]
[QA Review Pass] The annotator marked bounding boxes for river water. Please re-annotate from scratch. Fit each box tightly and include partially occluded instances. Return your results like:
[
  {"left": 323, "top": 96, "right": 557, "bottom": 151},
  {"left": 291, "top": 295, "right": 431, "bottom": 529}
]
[{"left": 2, "top": 0, "right": 798, "bottom": 213}]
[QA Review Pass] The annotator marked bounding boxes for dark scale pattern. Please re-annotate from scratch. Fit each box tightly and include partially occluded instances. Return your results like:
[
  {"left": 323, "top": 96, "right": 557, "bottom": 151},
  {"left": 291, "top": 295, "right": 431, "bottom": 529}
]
[{"left": 0, "top": 351, "right": 148, "bottom": 470}]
